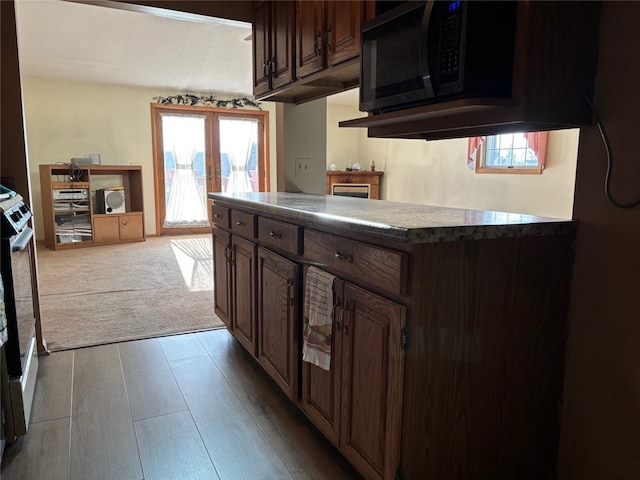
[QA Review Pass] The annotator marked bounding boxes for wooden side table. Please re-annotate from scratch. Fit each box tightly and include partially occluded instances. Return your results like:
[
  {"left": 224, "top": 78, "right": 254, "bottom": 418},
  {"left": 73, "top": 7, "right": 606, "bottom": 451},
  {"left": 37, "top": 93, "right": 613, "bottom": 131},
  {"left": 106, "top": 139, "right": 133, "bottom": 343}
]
[{"left": 326, "top": 170, "right": 384, "bottom": 199}]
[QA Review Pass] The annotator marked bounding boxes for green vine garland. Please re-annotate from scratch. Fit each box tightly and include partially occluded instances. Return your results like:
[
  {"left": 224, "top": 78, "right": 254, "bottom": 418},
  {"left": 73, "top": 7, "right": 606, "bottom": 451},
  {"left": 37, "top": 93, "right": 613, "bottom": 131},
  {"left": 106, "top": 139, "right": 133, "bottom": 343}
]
[{"left": 153, "top": 94, "right": 262, "bottom": 110}]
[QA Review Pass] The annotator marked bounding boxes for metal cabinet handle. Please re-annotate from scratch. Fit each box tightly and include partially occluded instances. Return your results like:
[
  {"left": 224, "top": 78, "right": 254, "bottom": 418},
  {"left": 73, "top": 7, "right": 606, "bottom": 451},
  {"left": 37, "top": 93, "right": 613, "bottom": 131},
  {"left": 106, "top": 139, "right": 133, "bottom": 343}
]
[
  {"left": 342, "top": 301, "right": 349, "bottom": 335},
  {"left": 236, "top": 220, "right": 245, "bottom": 226},
  {"left": 214, "top": 214, "right": 222, "bottom": 219},
  {"left": 334, "top": 303, "right": 346, "bottom": 332},
  {"left": 334, "top": 251, "right": 353, "bottom": 262},
  {"left": 324, "top": 24, "right": 332, "bottom": 51},
  {"left": 314, "top": 30, "right": 323, "bottom": 55},
  {"left": 269, "top": 231, "right": 281, "bottom": 239}
]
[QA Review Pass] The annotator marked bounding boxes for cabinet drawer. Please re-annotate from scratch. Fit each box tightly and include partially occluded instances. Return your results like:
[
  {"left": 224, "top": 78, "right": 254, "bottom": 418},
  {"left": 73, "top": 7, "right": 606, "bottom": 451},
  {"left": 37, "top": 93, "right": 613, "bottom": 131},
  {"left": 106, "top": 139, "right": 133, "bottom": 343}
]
[
  {"left": 212, "top": 205, "right": 230, "bottom": 229},
  {"left": 258, "top": 217, "right": 302, "bottom": 255},
  {"left": 305, "top": 230, "right": 407, "bottom": 296},
  {"left": 230, "top": 210, "right": 257, "bottom": 238}
]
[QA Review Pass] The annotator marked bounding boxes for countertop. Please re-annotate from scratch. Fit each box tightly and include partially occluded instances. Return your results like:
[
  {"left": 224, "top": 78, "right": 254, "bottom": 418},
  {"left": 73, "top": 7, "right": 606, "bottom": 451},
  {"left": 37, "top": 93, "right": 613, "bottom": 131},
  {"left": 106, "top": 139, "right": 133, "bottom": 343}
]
[{"left": 208, "top": 192, "right": 575, "bottom": 244}]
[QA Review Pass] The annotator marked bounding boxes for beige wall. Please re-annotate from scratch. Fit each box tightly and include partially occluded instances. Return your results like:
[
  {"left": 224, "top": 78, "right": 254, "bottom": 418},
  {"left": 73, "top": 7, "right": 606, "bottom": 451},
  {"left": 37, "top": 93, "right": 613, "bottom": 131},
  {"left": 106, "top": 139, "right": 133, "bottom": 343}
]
[
  {"left": 283, "top": 99, "right": 327, "bottom": 194},
  {"left": 21, "top": 77, "right": 277, "bottom": 239},
  {"left": 327, "top": 100, "right": 579, "bottom": 219}
]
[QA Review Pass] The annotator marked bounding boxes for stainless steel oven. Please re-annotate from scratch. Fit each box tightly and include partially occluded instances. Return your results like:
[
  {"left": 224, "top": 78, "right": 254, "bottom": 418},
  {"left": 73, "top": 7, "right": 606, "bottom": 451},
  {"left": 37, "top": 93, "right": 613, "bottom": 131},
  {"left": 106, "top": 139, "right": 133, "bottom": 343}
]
[{"left": 0, "top": 193, "right": 39, "bottom": 445}]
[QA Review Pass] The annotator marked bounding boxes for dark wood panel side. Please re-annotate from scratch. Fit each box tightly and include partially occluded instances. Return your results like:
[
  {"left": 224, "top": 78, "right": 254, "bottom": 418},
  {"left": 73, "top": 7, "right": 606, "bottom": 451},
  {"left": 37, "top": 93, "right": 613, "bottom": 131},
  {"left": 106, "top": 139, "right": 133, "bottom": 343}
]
[{"left": 401, "top": 234, "right": 574, "bottom": 479}]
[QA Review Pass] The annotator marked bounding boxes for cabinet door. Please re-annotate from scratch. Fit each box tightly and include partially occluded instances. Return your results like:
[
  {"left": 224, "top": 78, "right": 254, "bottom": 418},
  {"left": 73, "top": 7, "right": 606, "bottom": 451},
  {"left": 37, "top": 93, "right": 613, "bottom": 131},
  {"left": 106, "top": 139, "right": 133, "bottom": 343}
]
[
  {"left": 231, "top": 235, "right": 257, "bottom": 355},
  {"left": 257, "top": 247, "right": 299, "bottom": 401},
  {"left": 300, "top": 277, "right": 344, "bottom": 445},
  {"left": 118, "top": 214, "right": 143, "bottom": 241},
  {"left": 340, "top": 282, "right": 406, "bottom": 480},
  {"left": 296, "top": 0, "right": 325, "bottom": 78},
  {"left": 93, "top": 215, "right": 119, "bottom": 243},
  {"left": 270, "top": 0, "right": 296, "bottom": 89},
  {"left": 252, "top": 0, "right": 271, "bottom": 96},
  {"left": 326, "top": 1, "right": 362, "bottom": 67},
  {"left": 213, "top": 227, "right": 232, "bottom": 329}
]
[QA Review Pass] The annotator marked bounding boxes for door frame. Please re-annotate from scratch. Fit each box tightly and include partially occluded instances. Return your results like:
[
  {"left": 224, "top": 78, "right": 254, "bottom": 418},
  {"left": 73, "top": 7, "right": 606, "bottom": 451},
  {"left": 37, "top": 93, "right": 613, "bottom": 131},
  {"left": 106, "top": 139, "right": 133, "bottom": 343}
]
[{"left": 150, "top": 103, "right": 270, "bottom": 236}]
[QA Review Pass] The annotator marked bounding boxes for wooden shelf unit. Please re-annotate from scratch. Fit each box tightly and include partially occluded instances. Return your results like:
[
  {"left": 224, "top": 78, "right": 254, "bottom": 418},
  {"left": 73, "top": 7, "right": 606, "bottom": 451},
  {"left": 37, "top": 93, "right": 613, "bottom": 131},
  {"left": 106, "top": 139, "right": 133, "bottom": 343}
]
[{"left": 39, "top": 164, "right": 145, "bottom": 250}]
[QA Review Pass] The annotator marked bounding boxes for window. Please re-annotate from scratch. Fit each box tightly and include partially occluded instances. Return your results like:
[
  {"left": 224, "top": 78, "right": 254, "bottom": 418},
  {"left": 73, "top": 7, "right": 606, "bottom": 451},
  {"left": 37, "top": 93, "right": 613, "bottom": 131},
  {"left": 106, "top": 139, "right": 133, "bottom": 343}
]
[{"left": 468, "top": 131, "right": 549, "bottom": 174}]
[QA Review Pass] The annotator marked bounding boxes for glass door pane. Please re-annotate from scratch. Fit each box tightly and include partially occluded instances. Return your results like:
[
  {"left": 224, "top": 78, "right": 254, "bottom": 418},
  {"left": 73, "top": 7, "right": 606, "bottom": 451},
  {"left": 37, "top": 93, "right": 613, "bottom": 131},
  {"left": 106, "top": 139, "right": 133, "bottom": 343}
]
[
  {"left": 161, "top": 113, "right": 210, "bottom": 228},
  {"left": 219, "top": 117, "right": 259, "bottom": 193}
]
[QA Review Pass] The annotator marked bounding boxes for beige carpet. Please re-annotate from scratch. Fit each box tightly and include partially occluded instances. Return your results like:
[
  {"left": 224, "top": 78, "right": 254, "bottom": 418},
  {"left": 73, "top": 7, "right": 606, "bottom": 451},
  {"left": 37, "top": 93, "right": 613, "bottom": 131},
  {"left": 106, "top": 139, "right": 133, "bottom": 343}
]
[{"left": 36, "top": 234, "right": 224, "bottom": 351}]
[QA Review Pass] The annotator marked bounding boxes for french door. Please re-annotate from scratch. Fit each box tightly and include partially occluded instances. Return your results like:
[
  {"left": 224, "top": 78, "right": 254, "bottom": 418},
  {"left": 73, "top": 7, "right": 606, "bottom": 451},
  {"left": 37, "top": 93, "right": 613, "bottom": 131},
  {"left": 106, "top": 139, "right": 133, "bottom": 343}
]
[{"left": 151, "top": 104, "right": 269, "bottom": 235}]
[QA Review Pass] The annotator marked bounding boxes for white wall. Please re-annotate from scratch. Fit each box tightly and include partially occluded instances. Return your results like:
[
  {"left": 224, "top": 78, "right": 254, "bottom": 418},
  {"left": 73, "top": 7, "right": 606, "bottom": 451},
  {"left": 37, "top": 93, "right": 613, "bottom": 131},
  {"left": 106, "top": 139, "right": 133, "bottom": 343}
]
[
  {"left": 283, "top": 99, "right": 327, "bottom": 194},
  {"left": 326, "top": 99, "right": 579, "bottom": 219},
  {"left": 21, "top": 77, "right": 278, "bottom": 239}
]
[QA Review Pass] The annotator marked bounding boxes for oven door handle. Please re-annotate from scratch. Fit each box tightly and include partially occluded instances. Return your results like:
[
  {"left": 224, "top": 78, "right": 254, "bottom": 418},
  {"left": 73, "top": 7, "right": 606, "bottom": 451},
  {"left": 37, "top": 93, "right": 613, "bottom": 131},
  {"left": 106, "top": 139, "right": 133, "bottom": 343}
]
[{"left": 11, "top": 226, "right": 34, "bottom": 253}]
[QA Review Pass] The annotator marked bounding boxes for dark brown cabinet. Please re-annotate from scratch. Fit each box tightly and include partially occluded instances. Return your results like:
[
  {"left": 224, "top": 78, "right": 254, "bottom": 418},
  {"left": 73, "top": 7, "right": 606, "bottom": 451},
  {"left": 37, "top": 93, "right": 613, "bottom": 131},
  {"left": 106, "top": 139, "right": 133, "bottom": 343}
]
[
  {"left": 213, "top": 226, "right": 258, "bottom": 354},
  {"left": 230, "top": 235, "right": 258, "bottom": 355},
  {"left": 253, "top": 0, "right": 373, "bottom": 104},
  {"left": 257, "top": 247, "right": 299, "bottom": 401},
  {"left": 210, "top": 192, "right": 575, "bottom": 480},
  {"left": 212, "top": 227, "right": 232, "bottom": 329},
  {"left": 252, "top": 0, "right": 295, "bottom": 97},
  {"left": 325, "top": 1, "right": 362, "bottom": 67},
  {"left": 300, "top": 278, "right": 406, "bottom": 480},
  {"left": 296, "top": 0, "right": 363, "bottom": 79}
]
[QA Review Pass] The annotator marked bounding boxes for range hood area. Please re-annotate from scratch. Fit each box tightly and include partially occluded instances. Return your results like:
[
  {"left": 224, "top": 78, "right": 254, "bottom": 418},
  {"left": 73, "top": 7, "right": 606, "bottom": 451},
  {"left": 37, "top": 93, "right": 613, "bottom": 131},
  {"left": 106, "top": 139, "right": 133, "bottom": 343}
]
[{"left": 340, "top": 1, "right": 601, "bottom": 140}]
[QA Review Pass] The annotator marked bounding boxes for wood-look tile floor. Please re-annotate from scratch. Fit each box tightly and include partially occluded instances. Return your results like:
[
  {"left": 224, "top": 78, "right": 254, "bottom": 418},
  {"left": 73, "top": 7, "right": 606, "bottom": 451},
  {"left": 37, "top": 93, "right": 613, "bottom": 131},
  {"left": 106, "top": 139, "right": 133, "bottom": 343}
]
[{"left": 1, "top": 329, "right": 360, "bottom": 480}]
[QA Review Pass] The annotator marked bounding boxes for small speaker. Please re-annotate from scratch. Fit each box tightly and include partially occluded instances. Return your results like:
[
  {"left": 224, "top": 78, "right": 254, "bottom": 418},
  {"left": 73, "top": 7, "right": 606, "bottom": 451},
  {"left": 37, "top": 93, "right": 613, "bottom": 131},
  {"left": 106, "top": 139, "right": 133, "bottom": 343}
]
[{"left": 96, "top": 189, "right": 125, "bottom": 214}]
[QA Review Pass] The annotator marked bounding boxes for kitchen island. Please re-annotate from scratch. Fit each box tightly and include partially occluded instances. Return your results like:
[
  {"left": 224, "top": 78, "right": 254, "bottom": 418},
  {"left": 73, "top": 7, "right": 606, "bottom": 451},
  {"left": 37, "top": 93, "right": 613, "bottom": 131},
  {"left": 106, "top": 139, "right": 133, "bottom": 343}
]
[{"left": 209, "top": 192, "right": 575, "bottom": 480}]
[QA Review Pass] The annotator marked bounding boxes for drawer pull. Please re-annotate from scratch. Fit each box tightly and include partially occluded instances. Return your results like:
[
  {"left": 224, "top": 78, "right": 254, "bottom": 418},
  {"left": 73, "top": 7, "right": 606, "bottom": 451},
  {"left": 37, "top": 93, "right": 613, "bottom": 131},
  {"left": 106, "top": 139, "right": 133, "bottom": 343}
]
[
  {"left": 269, "top": 231, "right": 281, "bottom": 239},
  {"left": 236, "top": 220, "right": 245, "bottom": 226},
  {"left": 214, "top": 214, "right": 222, "bottom": 219},
  {"left": 334, "top": 251, "right": 353, "bottom": 262}
]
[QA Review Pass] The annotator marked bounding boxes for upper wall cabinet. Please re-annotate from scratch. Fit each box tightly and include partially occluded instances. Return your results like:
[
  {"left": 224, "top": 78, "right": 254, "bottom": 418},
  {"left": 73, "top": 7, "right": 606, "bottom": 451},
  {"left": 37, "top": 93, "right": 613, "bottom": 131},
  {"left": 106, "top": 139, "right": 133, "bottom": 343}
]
[
  {"left": 339, "top": 1, "right": 601, "bottom": 140},
  {"left": 253, "top": 0, "right": 296, "bottom": 97},
  {"left": 252, "top": 0, "right": 373, "bottom": 104},
  {"left": 296, "top": 0, "right": 363, "bottom": 78}
]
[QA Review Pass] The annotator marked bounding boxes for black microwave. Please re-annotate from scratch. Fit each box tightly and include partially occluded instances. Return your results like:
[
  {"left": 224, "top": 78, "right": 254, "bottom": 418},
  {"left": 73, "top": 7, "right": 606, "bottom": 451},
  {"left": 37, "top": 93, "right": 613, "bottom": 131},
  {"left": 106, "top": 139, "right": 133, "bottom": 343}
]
[{"left": 360, "top": 1, "right": 518, "bottom": 114}]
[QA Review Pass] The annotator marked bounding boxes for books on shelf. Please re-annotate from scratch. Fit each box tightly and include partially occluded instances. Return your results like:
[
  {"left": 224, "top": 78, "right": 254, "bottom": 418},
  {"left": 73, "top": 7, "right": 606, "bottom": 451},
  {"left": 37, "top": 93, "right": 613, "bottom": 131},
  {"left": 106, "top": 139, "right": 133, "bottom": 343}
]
[{"left": 55, "top": 213, "right": 92, "bottom": 243}]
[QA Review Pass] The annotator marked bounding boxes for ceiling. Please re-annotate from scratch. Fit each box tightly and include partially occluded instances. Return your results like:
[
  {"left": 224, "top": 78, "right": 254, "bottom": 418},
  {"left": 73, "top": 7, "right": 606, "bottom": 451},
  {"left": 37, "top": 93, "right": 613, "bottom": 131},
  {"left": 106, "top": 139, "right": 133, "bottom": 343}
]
[
  {"left": 14, "top": 0, "right": 253, "bottom": 96},
  {"left": 13, "top": 0, "right": 359, "bottom": 105}
]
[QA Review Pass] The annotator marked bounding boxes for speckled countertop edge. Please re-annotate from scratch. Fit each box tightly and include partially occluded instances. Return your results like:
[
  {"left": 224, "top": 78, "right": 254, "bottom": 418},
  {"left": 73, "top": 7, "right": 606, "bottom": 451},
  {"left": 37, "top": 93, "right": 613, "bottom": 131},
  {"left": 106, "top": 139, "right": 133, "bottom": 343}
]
[{"left": 208, "top": 192, "right": 575, "bottom": 244}]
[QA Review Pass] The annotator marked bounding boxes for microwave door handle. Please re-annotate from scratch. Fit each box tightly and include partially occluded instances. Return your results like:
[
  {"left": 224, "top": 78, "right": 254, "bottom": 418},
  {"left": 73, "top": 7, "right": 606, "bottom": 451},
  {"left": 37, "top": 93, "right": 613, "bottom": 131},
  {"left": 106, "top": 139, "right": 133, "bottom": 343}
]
[{"left": 421, "top": 0, "right": 436, "bottom": 97}]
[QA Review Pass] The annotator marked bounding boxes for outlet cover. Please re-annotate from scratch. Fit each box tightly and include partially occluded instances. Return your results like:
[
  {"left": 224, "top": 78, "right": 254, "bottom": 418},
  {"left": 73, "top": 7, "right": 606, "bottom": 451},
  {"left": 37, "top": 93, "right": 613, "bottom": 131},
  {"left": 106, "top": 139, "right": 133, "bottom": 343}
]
[{"left": 295, "top": 158, "right": 310, "bottom": 175}]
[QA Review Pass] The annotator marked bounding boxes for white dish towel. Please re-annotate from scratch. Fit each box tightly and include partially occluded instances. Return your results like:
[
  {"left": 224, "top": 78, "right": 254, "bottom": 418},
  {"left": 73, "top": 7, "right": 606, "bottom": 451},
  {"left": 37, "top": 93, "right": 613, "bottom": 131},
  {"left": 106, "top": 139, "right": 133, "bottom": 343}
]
[{"left": 302, "top": 266, "right": 336, "bottom": 371}]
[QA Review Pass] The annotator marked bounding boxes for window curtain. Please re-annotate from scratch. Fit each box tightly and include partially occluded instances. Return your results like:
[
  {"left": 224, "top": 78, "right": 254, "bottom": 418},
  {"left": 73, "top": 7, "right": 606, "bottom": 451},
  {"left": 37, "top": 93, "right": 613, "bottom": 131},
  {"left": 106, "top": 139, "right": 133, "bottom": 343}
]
[
  {"left": 467, "top": 132, "right": 549, "bottom": 169},
  {"left": 219, "top": 117, "right": 258, "bottom": 193},
  {"left": 162, "top": 114, "right": 209, "bottom": 228},
  {"left": 467, "top": 135, "right": 485, "bottom": 169},
  {"left": 524, "top": 131, "right": 549, "bottom": 169}
]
